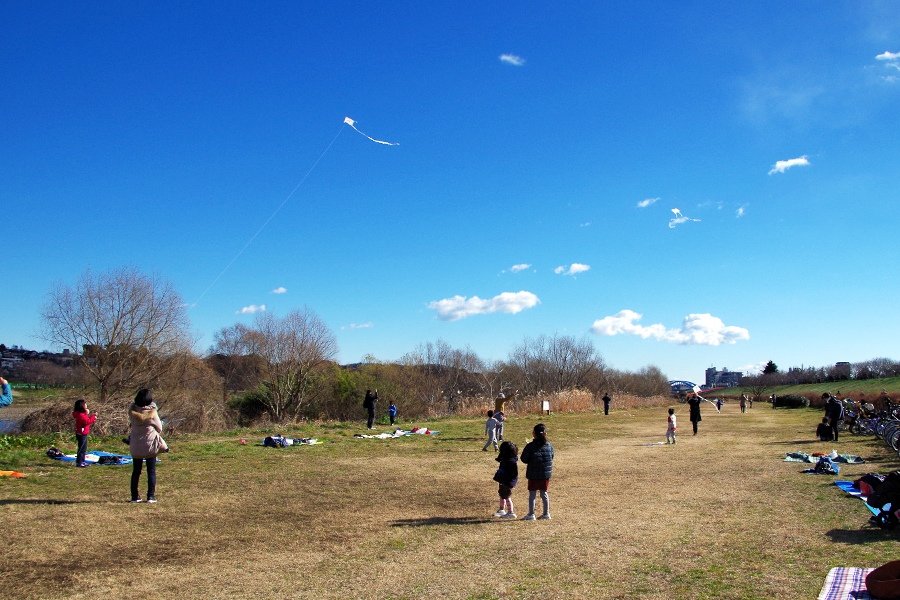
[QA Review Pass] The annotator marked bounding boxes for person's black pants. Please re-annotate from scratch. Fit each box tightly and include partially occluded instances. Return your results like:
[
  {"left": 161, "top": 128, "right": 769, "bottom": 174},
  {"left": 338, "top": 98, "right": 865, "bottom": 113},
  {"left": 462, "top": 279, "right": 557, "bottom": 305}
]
[
  {"left": 367, "top": 409, "right": 376, "bottom": 428},
  {"left": 604, "top": 405, "right": 609, "bottom": 415},
  {"left": 75, "top": 433, "right": 88, "bottom": 464},
  {"left": 692, "top": 420, "right": 699, "bottom": 434},
  {"left": 131, "top": 457, "right": 157, "bottom": 500}
]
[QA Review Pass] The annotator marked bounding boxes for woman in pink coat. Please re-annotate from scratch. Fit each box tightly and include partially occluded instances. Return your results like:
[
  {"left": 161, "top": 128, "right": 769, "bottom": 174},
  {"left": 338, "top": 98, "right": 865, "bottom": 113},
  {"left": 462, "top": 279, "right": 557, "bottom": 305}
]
[{"left": 128, "top": 389, "right": 168, "bottom": 503}]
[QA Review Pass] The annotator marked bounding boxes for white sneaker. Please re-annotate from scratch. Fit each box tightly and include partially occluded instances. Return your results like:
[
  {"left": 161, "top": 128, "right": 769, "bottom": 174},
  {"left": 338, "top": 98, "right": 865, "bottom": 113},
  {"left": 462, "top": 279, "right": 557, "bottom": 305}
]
[
  {"left": 492, "top": 510, "right": 506, "bottom": 517},
  {"left": 521, "top": 514, "right": 536, "bottom": 520},
  {"left": 538, "top": 514, "right": 551, "bottom": 520},
  {"left": 500, "top": 513, "right": 517, "bottom": 519}
]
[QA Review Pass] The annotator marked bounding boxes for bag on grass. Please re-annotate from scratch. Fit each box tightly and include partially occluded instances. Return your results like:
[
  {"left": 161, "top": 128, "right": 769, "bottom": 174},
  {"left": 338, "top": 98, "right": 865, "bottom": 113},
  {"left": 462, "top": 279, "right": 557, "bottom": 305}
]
[{"left": 46, "top": 447, "right": 64, "bottom": 459}]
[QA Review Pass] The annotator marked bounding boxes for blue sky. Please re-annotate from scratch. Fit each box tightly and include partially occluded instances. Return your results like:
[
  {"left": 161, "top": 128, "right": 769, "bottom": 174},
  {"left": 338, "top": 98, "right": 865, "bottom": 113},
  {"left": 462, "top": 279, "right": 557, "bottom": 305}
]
[{"left": 2, "top": 1, "right": 898, "bottom": 384}]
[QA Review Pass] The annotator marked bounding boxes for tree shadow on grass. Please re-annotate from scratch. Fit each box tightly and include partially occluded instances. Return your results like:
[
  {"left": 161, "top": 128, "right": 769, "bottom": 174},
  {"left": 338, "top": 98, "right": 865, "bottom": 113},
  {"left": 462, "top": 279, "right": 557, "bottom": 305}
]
[
  {"left": 0, "top": 499, "right": 87, "bottom": 505},
  {"left": 768, "top": 440, "right": 820, "bottom": 445},
  {"left": 825, "top": 527, "right": 899, "bottom": 544},
  {"left": 391, "top": 516, "right": 492, "bottom": 528}
]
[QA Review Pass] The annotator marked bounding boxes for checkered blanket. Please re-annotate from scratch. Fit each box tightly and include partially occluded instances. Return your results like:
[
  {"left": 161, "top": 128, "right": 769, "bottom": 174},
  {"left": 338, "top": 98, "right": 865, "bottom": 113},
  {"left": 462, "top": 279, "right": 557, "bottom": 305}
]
[{"left": 818, "top": 567, "right": 874, "bottom": 600}]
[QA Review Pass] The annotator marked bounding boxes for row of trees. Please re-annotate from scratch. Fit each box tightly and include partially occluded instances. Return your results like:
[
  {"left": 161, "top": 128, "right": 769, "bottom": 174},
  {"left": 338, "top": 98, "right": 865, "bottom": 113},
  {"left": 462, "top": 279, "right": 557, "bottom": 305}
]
[
  {"left": 33, "top": 266, "right": 671, "bottom": 427},
  {"left": 741, "top": 358, "right": 900, "bottom": 399}
]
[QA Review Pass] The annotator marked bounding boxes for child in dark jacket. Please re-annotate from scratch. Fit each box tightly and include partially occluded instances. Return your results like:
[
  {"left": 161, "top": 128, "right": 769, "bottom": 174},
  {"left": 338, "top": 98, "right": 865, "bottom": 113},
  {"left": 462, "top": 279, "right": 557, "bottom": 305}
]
[
  {"left": 520, "top": 423, "right": 554, "bottom": 520},
  {"left": 492, "top": 441, "right": 519, "bottom": 519},
  {"left": 72, "top": 399, "right": 97, "bottom": 468},
  {"left": 816, "top": 417, "right": 833, "bottom": 441}
]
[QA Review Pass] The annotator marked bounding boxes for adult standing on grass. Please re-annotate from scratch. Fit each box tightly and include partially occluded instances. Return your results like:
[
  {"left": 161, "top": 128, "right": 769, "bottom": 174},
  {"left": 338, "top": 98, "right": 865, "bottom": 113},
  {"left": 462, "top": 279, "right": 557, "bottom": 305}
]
[
  {"left": 826, "top": 394, "right": 844, "bottom": 442},
  {"left": 602, "top": 392, "right": 611, "bottom": 415},
  {"left": 0, "top": 376, "right": 12, "bottom": 408},
  {"left": 494, "top": 389, "right": 517, "bottom": 440},
  {"left": 72, "top": 399, "right": 96, "bottom": 468},
  {"left": 128, "top": 389, "right": 168, "bottom": 504},
  {"left": 520, "top": 423, "right": 553, "bottom": 520},
  {"left": 739, "top": 394, "right": 747, "bottom": 413},
  {"left": 688, "top": 395, "right": 702, "bottom": 435},
  {"left": 363, "top": 389, "right": 378, "bottom": 429}
]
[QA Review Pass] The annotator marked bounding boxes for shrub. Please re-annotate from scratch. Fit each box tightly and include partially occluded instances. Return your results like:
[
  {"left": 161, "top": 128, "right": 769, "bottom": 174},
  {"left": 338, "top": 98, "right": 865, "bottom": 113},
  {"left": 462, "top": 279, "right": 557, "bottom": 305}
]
[{"left": 775, "top": 394, "right": 810, "bottom": 409}]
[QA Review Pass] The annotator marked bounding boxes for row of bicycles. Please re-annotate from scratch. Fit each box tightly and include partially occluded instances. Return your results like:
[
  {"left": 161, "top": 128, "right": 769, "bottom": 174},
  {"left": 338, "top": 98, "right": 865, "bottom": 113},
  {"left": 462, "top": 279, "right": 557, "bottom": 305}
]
[{"left": 841, "top": 399, "right": 900, "bottom": 456}]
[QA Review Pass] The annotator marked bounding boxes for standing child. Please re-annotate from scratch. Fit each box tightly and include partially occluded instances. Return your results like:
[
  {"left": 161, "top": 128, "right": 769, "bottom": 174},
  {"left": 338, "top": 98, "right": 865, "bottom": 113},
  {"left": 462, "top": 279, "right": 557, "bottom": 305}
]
[
  {"left": 494, "top": 411, "right": 505, "bottom": 442},
  {"left": 666, "top": 408, "right": 677, "bottom": 444},
  {"left": 482, "top": 410, "right": 499, "bottom": 451},
  {"left": 492, "top": 441, "right": 519, "bottom": 519},
  {"left": 388, "top": 401, "right": 397, "bottom": 426},
  {"left": 72, "top": 399, "right": 97, "bottom": 468},
  {"left": 520, "top": 423, "right": 554, "bottom": 520}
]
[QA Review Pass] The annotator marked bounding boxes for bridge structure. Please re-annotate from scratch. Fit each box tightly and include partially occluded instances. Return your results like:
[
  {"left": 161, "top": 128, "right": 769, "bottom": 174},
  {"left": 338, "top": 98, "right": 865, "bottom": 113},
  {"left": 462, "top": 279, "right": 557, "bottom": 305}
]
[{"left": 668, "top": 380, "right": 697, "bottom": 393}]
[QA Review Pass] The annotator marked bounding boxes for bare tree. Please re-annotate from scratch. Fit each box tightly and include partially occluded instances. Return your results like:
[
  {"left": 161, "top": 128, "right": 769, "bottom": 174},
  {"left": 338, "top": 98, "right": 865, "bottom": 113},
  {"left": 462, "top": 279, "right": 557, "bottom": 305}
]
[
  {"left": 39, "top": 266, "right": 192, "bottom": 402},
  {"left": 236, "top": 307, "right": 338, "bottom": 421}
]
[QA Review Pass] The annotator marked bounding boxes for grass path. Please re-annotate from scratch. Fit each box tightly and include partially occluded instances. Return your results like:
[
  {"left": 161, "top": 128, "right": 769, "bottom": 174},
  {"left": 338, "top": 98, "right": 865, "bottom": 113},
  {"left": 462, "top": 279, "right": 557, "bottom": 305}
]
[{"left": 2, "top": 403, "right": 900, "bottom": 599}]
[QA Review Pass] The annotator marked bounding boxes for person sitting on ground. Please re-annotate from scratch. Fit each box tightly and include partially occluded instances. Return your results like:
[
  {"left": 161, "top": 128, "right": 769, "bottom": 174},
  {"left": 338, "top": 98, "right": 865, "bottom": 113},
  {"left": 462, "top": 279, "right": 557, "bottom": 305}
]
[
  {"left": 816, "top": 417, "right": 833, "bottom": 442},
  {"left": 0, "top": 377, "right": 12, "bottom": 408}
]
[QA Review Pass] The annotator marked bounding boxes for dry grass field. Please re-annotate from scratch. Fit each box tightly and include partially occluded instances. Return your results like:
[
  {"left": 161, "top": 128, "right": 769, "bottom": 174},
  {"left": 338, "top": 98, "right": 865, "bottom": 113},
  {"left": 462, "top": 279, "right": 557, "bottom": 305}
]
[{"left": 2, "top": 401, "right": 899, "bottom": 599}]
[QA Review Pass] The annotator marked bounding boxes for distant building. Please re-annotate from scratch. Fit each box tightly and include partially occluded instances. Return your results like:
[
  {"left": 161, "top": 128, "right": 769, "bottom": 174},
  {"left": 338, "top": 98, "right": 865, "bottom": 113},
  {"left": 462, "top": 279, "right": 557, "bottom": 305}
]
[{"left": 704, "top": 367, "right": 743, "bottom": 389}]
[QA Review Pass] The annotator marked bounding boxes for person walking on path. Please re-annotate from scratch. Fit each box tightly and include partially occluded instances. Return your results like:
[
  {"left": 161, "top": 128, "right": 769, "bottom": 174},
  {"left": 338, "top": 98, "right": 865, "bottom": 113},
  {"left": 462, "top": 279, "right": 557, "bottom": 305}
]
[
  {"left": 666, "top": 408, "right": 677, "bottom": 444},
  {"left": 688, "top": 395, "right": 702, "bottom": 435},
  {"left": 482, "top": 410, "right": 500, "bottom": 451},
  {"left": 72, "top": 399, "right": 97, "bottom": 468},
  {"left": 363, "top": 389, "right": 378, "bottom": 429},
  {"left": 128, "top": 389, "right": 168, "bottom": 503},
  {"left": 388, "top": 401, "right": 397, "bottom": 426},
  {"left": 739, "top": 394, "right": 747, "bottom": 414},
  {"left": 492, "top": 441, "right": 519, "bottom": 519},
  {"left": 0, "top": 376, "right": 12, "bottom": 408},
  {"left": 520, "top": 423, "right": 554, "bottom": 520},
  {"left": 602, "top": 393, "right": 611, "bottom": 415}
]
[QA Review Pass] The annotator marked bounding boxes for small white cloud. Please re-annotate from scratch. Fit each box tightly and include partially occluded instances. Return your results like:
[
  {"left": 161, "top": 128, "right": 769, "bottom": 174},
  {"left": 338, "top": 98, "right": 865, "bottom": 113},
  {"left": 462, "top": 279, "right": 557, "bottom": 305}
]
[
  {"left": 341, "top": 322, "right": 373, "bottom": 330},
  {"left": 768, "top": 155, "right": 810, "bottom": 175},
  {"left": 500, "top": 54, "right": 525, "bottom": 66},
  {"left": 510, "top": 264, "right": 531, "bottom": 273},
  {"left": 669, "top": 208, "right": 700, "bottom": 228},
  {"left": 590, "top": 310, "right": 749, "bottom": 346},
  {"left": 884, "top": 75, "right": 900, "bottom": 83},
  {"left": 580, "top": 222, "right": 591, "bottom": 227},
  {"left": 738, "top": 361, "right": 770, "bottom": 376},
  {"left": 876, "top": 51, "right": 900, "bottom": 61},
  {"left": 736, "top": 205, "right": 747, "bottom": 218},
  {"left": 554, "top": 263, "right": 590, "bottom": 276},
  {"left": 887, "top": 63, "right": 900, "bottom": 71},
  {"left": 637, "top": 197, "right": 659, "bottom": 208},
  {"left": 428, "top": 291, "right": 540, "bottom": 321},
  {"left": 271, "top": 287, "right": 287, "bottom": 294},
  {"left": 236, "top": 304, "right": 265, "bottom": 315}
]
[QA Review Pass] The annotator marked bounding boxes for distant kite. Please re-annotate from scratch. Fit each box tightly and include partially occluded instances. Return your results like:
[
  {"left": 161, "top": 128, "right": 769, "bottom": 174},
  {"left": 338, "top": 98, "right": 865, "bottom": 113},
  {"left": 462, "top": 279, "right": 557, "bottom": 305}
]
[
  {"left": 343, "top": 117, "right": 398, "bottom": 145},
  {"left": 669, "top": 208, "right": 701, "bottom": 229}
]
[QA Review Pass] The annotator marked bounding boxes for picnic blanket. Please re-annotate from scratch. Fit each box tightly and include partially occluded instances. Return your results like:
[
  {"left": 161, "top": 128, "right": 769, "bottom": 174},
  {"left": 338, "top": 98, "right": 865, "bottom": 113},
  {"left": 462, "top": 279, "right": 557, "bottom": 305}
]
[
  {"left": 818, "top": 567, "right": 874, "bottom": 600},
  {"left": 262, "top": 435, "right": 321, "bottom": 447},
  {"left": 835, "top": 481, "right": 881, "bottom": 515},
  {"left": 785, "top": 451, "right": 865, "bottom": 464},
  {"left": 0, "top": 470, "right": 26, "bottom": 477},
  {"left": 52, "top": 451, "right": 133, "bottom": 465},
  {"left": 354, "top": 427, "right": 439, "bottom": 439}
]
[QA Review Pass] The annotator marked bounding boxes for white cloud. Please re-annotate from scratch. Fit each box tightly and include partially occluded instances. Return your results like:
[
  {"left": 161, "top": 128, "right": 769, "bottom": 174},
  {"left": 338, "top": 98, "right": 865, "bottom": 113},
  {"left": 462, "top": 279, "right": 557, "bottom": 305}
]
[
  {"left": 236, "top": 304, "right": 265, "bottom": 315},
  {"left": 876, "top": 51, "right": 900, "bottom": 61},
  {"left": 510, "top": 264, "right": 531, "bottom": 273},
  {"left": 555, "top": 263, "right": 590, "bottom": 276},
  {"left": 637, "top": 197, "right": 659, "bottom": 208},
  {"left": 590, "top": 310, "right": 749, "bottom": 346},
  {"left": 499, "top": 54, "right": 525, "bottom": 66},
  {"left": 884, "top": 75, "right": 900, "bottom": 83},
  {"left": 738, "top": 361, "right": 769, "bottom": 376},
  {"left": 428, "top": 291, "right": 540, "bottom": 321},
  {"left": 768, "top": 155, "right": 810, "bottom": 175},
  {"left": 580, "top": 222, "right": 591, "bottom": 227},
  {"left": 736, "top": 205, "right": 747, "bottom": 218},
  {"left": 341, "top": 322, "right": 373, "bottom": 330},
  {"left": 669, "top": 208, "right": 700, "bottom": 228},
  {"left": 887, "top": 63, "right": 900, "bottom": 71},
  {"left": 271, "top": 287, "right": 287, "bottom": 294}
]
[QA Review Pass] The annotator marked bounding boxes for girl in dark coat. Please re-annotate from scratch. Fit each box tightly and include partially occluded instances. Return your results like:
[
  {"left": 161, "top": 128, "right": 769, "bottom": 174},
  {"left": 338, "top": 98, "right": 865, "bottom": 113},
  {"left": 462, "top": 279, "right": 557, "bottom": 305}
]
[
  {"left": 688, "top": 396, "right": 702, "bottom": 435},
  {"left": 520, "top": 423, "right": 554, "bottom": 520}
]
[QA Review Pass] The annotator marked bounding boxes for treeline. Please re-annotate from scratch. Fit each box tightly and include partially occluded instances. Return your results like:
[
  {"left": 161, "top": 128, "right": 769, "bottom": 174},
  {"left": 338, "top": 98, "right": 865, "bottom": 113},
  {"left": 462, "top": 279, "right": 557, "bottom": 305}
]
[{"left": 743, "top": 357, "right": 900, "bottom": 389}]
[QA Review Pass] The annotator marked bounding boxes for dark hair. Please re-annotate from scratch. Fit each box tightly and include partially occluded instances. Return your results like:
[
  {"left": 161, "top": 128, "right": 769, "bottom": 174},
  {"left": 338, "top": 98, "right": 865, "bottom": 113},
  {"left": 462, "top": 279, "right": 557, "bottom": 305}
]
[
  {"left": 487, "top": 410, "right": 494, "bottom": 417},
  {"left": 533, "top": 423, "right": 547, "bottom": 446},
  {"left": 668, "top": 408, "right": 674, "bottom": 415},
  {"left": 73, "top": 399, "right": 87, "bottom": 413},
  {"left": 497, "top": 440, "right": 518, "bottom": 460},
  {"left": 821, "top": 393, "right": 831, "bottom": 400},
  {"left": 134, "top": 389, "right": 153, "bottom": 407}
]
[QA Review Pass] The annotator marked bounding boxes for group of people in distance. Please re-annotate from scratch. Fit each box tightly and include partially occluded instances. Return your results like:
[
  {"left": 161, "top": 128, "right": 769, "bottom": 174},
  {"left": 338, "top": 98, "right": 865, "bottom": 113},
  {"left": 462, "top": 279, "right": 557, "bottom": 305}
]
[{"left": 68, "top": 389, "right": 169, "bottom": 503}]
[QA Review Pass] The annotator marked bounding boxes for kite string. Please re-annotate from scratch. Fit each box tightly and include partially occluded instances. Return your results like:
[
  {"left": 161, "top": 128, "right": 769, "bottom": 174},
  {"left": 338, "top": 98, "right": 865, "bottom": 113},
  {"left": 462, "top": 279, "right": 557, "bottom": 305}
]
[{"left": 192, "top": 123, "right": 346, "bottom": 306}]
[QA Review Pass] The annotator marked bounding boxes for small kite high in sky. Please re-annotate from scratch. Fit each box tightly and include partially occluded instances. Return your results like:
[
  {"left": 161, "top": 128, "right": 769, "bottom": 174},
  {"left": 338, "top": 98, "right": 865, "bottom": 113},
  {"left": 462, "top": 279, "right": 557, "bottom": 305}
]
[
  {"left": 669, "top": 208, "right": 701, "bottom": 228},
  {"left": 344, "top": 117, "right": 398, "bottom": 145}
]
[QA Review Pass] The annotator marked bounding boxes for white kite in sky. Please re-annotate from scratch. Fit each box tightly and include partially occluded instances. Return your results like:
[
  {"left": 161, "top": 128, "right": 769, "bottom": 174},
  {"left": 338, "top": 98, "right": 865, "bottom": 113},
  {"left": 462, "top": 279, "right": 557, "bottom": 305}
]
[
  {"left": 343, "top": 117, "right": 398, "bottom": 145},
  {"left": 669, "top": 208, "right": 700, "bottom": 228}
]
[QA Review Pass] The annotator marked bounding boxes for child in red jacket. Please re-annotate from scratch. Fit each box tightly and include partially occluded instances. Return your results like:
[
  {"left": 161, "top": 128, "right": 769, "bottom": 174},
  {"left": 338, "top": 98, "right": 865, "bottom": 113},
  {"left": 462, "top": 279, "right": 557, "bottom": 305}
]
[{"left": 72, "top": 399, "right": 97, "bottom": 468}]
